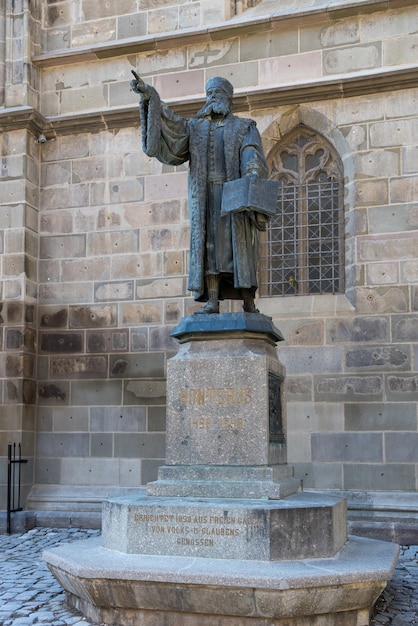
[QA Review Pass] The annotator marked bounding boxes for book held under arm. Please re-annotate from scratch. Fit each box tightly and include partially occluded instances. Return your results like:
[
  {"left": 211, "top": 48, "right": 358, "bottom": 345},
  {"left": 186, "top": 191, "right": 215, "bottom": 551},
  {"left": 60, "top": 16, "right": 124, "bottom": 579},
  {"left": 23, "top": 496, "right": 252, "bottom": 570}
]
[{"left": 221, "top": 177, "right": 279, "bottom": 218}]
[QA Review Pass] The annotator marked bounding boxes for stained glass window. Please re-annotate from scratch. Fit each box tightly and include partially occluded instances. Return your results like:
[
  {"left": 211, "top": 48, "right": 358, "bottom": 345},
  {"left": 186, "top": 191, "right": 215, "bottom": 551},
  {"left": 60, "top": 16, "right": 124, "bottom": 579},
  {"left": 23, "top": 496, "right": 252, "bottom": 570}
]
[{"left": 259, "top": 127, "right": 344, "bottom": 297}]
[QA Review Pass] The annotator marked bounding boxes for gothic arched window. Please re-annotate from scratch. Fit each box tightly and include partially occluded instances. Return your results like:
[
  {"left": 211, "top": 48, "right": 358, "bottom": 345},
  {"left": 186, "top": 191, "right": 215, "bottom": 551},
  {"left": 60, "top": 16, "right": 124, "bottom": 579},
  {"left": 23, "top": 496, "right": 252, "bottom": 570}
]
[{"left": 259, "top": 126, "right": 344, "bottom": 297}]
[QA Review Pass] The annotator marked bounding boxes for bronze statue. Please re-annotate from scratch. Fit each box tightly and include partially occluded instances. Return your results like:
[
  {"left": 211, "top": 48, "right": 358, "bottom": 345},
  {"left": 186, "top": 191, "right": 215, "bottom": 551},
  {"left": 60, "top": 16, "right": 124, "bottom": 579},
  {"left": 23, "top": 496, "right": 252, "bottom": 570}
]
[{"left": 130, "top": 71, "right": 273, "bottom": 314}]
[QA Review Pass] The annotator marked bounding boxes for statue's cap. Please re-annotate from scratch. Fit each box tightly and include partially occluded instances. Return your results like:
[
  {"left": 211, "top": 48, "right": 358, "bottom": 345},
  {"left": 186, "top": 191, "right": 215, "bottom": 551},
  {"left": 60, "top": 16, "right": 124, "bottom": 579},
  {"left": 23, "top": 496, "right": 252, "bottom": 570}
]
[{"left": 205, "top": 76, "right": 234, "bottom": 97}]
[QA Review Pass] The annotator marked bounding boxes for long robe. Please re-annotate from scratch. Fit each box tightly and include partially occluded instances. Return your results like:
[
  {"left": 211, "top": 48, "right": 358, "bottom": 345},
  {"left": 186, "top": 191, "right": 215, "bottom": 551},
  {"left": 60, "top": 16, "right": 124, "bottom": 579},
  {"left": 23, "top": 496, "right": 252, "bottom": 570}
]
[{"left": 139, "top": 88, "right": 268, "bottom": 302}]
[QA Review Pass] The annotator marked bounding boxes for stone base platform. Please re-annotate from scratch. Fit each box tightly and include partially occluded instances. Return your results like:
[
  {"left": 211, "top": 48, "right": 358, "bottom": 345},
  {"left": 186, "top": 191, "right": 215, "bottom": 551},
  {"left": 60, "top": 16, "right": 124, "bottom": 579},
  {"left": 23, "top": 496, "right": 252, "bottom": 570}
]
[
  {"left": 147, "top": 464, "right": 301, "bottom": 499},
  {"left": 101, "top": 492, "right": 347, "bottom": 561},
  {"left": 43, "top": 535, "right": 399, "bottom": 626}
]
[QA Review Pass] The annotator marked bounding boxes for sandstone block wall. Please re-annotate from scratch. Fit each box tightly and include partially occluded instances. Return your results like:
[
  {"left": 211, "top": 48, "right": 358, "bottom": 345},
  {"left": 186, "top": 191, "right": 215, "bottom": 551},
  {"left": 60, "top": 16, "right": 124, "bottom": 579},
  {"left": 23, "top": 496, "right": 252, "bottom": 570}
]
[{"left": 0, "top": 0, "right": 417, "bottom": 511}]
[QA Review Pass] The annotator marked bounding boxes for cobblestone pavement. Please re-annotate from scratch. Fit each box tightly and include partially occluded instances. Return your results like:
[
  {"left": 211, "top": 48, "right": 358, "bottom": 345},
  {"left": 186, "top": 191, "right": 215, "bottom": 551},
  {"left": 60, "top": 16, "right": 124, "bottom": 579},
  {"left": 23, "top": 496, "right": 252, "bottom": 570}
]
[{"left": 0, "top": 527, "right": 417, "bottom": 625}]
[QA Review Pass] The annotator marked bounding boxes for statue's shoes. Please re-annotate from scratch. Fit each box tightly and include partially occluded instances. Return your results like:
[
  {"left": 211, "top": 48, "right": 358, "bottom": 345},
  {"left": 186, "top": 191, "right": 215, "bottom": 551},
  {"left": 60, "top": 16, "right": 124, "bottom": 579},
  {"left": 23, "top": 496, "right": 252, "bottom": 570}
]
[{"left": 194, "top": 302, "right": 219, "bottom": 314}]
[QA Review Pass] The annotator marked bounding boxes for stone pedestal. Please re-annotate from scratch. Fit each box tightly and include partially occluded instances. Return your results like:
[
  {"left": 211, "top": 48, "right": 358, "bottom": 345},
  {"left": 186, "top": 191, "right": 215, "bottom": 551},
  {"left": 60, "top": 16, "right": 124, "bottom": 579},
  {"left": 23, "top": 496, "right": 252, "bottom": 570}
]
[
  {"left": 148, "top": 312, "right": 300, "bottom": 499},
  {"left": 44, "top": 313, "right": 399, "bottom": 626}
]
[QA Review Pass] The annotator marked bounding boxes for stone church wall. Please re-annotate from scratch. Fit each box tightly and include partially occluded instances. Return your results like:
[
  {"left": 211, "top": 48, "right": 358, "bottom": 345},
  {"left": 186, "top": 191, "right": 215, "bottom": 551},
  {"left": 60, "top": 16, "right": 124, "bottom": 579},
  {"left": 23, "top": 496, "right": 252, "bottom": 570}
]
[{"left": 0, "top": 0, "right": 417, "bottom": 518}]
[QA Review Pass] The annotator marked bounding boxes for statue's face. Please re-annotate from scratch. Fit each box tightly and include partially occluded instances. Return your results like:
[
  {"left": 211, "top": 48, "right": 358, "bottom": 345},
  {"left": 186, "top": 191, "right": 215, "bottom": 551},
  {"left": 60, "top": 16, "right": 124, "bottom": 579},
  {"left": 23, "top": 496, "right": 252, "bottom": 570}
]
[
  {"left": 206, "top": 86, "right": 230, "bottom": 105},
  {"left": 205, "top": 87, "right": 231, "bottom": 116}
]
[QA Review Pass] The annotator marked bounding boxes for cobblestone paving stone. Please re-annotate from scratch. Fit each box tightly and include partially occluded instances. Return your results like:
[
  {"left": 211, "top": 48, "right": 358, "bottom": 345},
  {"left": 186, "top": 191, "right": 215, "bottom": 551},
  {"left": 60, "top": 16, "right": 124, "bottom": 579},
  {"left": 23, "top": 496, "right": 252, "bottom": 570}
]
[
  {"left": 370, "top": 545, "right": 418, "bottom": 626},
  {"left": 0, "top": 527, "right": 417, "bottom": 625}
]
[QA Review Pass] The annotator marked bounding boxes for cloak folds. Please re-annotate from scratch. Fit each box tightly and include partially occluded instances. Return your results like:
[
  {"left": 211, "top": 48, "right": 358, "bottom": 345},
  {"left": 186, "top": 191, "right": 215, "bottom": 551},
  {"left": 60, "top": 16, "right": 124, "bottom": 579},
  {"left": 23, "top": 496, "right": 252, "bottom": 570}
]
[{"left": 139, "top": 88, "right": 268, "bottom": 302}]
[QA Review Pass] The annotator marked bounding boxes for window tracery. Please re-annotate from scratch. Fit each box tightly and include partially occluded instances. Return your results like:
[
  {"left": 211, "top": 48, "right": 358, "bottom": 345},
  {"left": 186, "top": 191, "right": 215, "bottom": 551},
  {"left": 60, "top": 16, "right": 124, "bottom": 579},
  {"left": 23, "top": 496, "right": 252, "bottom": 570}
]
[{"left": 259, "top": 126, "right": 344, "bottom": 297}]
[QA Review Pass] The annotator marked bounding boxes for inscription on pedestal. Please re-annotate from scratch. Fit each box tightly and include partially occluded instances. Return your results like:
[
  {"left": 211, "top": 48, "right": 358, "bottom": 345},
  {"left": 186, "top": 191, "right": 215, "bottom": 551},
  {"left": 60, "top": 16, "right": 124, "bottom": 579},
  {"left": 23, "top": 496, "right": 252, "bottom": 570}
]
[
  {"left": 179, "top": 387, "right": 251, "bottom": 434},
  {"left": 179, "top": 387, "right": 252, "bottom": 406},
  {"left": 133, "top": 511, "right": 263, "bottom": 541},
  {"left": 124, "top": 503, "right": 269, "bottom": 559}
]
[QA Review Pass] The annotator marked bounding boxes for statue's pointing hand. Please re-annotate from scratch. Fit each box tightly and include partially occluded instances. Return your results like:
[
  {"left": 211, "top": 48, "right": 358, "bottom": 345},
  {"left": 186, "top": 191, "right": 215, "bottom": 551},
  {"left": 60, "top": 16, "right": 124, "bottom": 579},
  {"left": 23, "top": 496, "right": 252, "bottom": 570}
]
[{"left": 130, "top": 70, "right": 153, "bottom": 99}]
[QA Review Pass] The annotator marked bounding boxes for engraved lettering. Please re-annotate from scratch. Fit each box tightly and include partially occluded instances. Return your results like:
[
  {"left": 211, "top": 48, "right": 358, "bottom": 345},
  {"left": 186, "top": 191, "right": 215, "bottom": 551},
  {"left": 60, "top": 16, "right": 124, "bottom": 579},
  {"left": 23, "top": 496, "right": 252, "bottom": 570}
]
[
  {"left": 219, "top": 417, "right": 243, "bottom": 430},
  {"left": 176, "top": 537, "right": 214, "bottom": 547},
  {"left": 187, "top": 417, "right": 211, "bottom": 430},
  {"left": 179, "top": 387, "right": 253, "bottom": 406},
  {"left": 134, "top": 510, "right": 265, "bottom": 549},
  {"left": 151, "top": 525, "right": 165, "bottom": 533},
  {"left": 226, "top": 388, "right": 234, "bottom": 404}
]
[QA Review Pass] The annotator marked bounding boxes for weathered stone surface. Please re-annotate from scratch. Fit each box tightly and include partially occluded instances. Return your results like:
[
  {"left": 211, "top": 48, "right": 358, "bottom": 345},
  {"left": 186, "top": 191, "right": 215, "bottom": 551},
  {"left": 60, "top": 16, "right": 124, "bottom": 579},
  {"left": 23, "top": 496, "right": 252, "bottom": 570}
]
[
  {"left": 150, "top": 326, "right": 178, "bottom": 350},
  {"left": 164, "top": 302, "right": 182, "bottom": 324},
  {"left": 91, "top": 433, "right": 113, "bottom": 457},
  {"left": 69, "top": 305, "right": 117, "bottom": 329},
  {"left": 148, "top": 406, "right": 166, "bottom": 432},
  {"left": 50, "top": 356, "right": 108, "bottom": 378},
  {"left": 286, "top": 402, "right": 343, "bottom": 435},
  {"left": 6, "top": 328, "right": 24, "bottom": 350},
  {"left": 366, "top": 262, "right": 398, "bottom": 285},
  {"left": 385, "top": 433, "right": 418, "bottom": 462},
  {"left": 386, "top": 375, "right": 418, "bottom": 401},
  {"left": 90, "top": 406, "right": 147, "bottom": 433},
  {"left": 285, "top": 320, "right": 324, "bottom": 346},
  {"left": 36, "top": 433, "right": 89, "bottom": 457},
  {"left": 240, "top": 30, "right": 297, "bottom": 63},
  {"left": 87, "top": 230, "right": 139, "bottom": 256},
  {"left": 117, "top": 13, "right": 147, "bottom": 40},
  {"left": 110, "top": 353, "right": 165, "bottom": 378},
  {"left": 121, "top": 303, "right": 162, "bottom": 324},
  {"left": 355, "top": 287, "right": 408, "bottom": 313},
  {"left": 94, "top": 281, "right": 134, "bottom": 302},
  {"left": 87, "top": 329, "right": 129, "bottom": 353},
  {"left": 285, "top": 377, "right": 313, "bottom": 401},
  {"left": 102, "top": 492, "right": 346, "bottom": 561},
  {"left": 40, "top": 332, "right": 83, "bottom": 353},
  {"left": 279, "top": 346, "right": 343, "bottom": 374},
  {"left": 345, "top": 345, "right": 409, "bottom": 370},
  {"left": 312, "top": 432, "right": 383, "bottom": 463},
  {"left": 71, "top": 381, "right": 122, "bottom": 406},
  {"left": 402, "top": 259, "right": 418, "bottom": 283},
  {"left": 344, "top": 463, "right": 416, "bottom": 491},
  {"left": 62, "top": 257, "right": 110, "bottom": 282},
  {"left": 114, "top": 433, "right": 165, "bottom": 459},
  {"left": 50, "top": 407, "right": 89, "bottom": 432},
  {"left": 260, "top": 51, "right": 322, "bottom": 87},
  {"left": 327, "top": 317, "right": 389, "bottom": 343},
  {"left": 345, "top": 402, "right": 417, "bottom": 431},
  {"left": 355, "top": 179, "right": 388, "bottom": 206},
  {"left": 136, "top": 277, "right": 185, "bottom": 299},
  {"left": 40, "top": 234, "right": 86, "bottom": 259},
  {"left": 38, "top": 382, "right": 68, "bottom": 404},
  {"left": 131, "top": 328, "right": 149, "bottom": 352},
  {"left": 314, "top": 375, "right": 382, "bottom": 401},
  {"left": 124, "top": 380, "right": 166, "bottom": 406},
  {"left": 40, "top": 308, "right": 68, "bottom": 328},
  {"left": 5, "top": 355, "right": 35, "bottom": 377},
  {"left": 72, "top": 19, "right": 116, "bottom": 47},
  {"left": 392, "top": 315, "right": 418, "bottom": 341},
  {"left": 358, "top": 233, "right": 418, "bottom": 261},
  {"left": 292, "top": 462, "right": 343, "bottom": 490}
]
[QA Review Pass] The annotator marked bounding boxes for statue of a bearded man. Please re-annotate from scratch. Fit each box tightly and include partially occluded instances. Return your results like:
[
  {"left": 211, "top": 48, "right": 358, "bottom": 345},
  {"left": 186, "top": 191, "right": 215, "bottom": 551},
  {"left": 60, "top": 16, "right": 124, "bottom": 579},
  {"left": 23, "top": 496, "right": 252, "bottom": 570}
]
[{"left": 131, "top": 73, "right": 271, "bottom": 314}]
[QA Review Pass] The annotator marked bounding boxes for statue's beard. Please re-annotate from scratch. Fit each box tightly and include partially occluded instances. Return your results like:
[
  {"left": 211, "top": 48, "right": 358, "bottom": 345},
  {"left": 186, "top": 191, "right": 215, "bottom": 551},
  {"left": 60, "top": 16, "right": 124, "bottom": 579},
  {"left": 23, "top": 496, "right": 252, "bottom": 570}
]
[{"left": 197, "top": 100, "right": 230, "bottom": 118}]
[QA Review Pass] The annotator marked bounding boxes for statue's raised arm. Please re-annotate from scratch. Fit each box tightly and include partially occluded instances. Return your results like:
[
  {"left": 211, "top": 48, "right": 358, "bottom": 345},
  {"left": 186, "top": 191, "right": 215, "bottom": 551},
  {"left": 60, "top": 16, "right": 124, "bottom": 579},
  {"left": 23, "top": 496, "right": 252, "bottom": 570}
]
[{"left": 130, "top": 70, "right": 154, "bottom": 99}]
